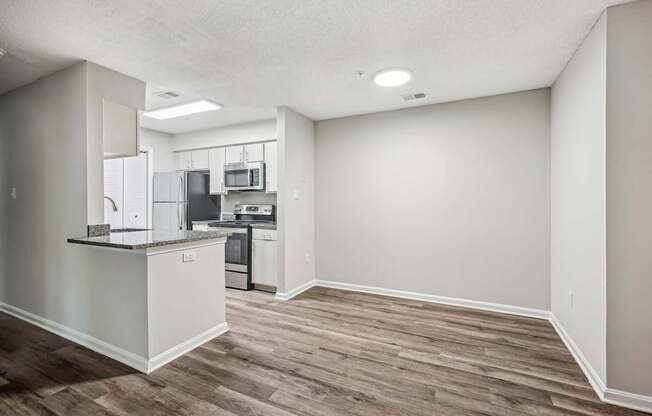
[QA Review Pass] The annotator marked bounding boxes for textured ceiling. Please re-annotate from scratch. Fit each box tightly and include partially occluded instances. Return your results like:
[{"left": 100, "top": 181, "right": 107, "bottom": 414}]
[{"left": 0, "top": 0, "right": 629, "bottom": 133}]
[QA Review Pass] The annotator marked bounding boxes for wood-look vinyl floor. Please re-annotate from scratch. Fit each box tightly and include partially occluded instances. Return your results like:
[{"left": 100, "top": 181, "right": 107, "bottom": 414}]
[{"left": 0, "top": 287, "right": 644, "bottom": 415}]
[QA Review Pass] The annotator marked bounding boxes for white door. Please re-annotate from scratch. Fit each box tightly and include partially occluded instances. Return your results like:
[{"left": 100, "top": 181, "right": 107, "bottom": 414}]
[
  {"left": 252, "top": 239, "right": 278, "bottom": 287},
  {"left": 244, "top": 143, "right": 264, "bottom": 162},
  {"left": 175, "top": 151, "right": 192, "bottom": 170},
  {"left": 191, "top": 149, "right": 209, "bottom": 170},
  {"left": 104, "top": 158, "right": 124, "bottom": 229},
  {"left": 209, "top": 148, "right": 226, "bottom": 195},
  {"left": 225, "top": 145, "right": 243, "bottom": 164},
  {"left": 123, "top": 152, "right": 148, "bottom": 228},
  {"left": 264, "top": 141, "right": 277, "bottom": 193}
]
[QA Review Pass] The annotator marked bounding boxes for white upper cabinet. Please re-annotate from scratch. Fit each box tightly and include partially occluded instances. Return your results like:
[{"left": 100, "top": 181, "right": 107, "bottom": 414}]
[
  {"left": 191, "top": 149, "right": 209, "bottom": 170},
  {"left": 175, "top": 149, "right": 210, "bottom": 170},
  {"left": 225, "top": 145, "right": 243, "bottom": 164},
  {"left": 264, "top": 141, "right": 278, "bottom": 193},
  {"left": 244, "top": 143, "right": 264, "bottom": 162},
  {"left": 175, "top": 151, "right": 192, "bottom": 171},
  {"left": 225, "top": 143, "right": 265, "bottom": 164},
  {"left": 208, "top": 148, "right": 226, "bottom": 195},
  {"left": 103, "top": 99, "right": 140, "bottom": 159}
]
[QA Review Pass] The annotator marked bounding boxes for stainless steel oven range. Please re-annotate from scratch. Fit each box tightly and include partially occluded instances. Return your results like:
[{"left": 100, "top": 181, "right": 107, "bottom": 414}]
[{"left": 207, "top": 204, "right": 275, "bottom": 290}]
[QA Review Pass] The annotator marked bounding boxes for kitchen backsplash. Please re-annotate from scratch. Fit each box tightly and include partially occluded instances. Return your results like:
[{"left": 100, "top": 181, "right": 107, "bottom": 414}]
[{"left": 221, "top": 191, "right": 276, "bottom": 213}]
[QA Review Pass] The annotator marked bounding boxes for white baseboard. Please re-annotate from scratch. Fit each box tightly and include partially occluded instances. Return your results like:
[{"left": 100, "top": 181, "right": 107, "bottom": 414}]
[
  {"left": 550, "top": 313, "right": 652, "bottom": 414},
  {"left": 0, "top": 301, "right": 230, "bottom": 375},
  {"left": 274, "top": 280, "right": 316, "bottom": 301},
  {"left": 603, "top": 388, "right": 652, "bottom": 414},
  {"left": 3, "top": 290, "right": 650, "bottom": 413},
  {"left": 548, "top": 313, "right": 607, "bottom": 397},
  {"left": 146, "top": 322, "right": 229, "bottom": 373},
  {"left": 277, "top": 279, "right": 652, "bottom": 413},
  {"left": 313, "top": 280, "right": 550, "bottom": 320},
  {"left": 0, "top": 301, "right": 148, "bottom": 372}
]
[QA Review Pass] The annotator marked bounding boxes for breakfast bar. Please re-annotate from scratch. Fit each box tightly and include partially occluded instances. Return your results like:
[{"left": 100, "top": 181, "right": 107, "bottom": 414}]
[{"left": 67, "top": 229, "right": 229, "bottom": 373}]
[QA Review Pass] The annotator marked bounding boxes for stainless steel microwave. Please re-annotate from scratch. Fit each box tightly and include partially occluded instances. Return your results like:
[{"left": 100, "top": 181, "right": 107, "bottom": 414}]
[{"left": 224, "top": 161, "right": 265, "bottom": 191}]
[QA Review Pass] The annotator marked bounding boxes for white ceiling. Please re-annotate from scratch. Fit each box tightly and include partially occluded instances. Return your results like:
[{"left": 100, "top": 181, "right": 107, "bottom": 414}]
[{"left": 0, "top": 0, "right": 629, "bottom": 134}]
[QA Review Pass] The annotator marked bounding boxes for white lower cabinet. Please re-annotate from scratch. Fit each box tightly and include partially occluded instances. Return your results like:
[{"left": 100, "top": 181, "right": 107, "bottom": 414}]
[{"left": 252, "top": 229, "right": 278, "bottom": 288}]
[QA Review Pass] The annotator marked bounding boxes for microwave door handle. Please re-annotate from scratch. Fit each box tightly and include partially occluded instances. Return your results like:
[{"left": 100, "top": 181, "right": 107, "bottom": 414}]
[{"left": 249, "top": 169, "right": 254, "bottom": 186}]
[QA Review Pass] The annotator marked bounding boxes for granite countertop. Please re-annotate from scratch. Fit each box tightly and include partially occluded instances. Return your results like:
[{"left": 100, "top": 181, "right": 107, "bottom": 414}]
[
  {"left": 250, "top": 223, "right": 277, "bottom": 230},
  {"left": 67, "top": 230, "right": 229, "bottom": 250}
]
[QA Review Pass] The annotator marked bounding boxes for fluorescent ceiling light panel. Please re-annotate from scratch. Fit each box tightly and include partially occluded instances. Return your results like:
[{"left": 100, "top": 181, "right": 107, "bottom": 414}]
[
  {"left": 373, "top": 69, "right": 412, "bottom": 87},
  {"left": 144, "top": 100, "right": 222, "bottom": 120}
]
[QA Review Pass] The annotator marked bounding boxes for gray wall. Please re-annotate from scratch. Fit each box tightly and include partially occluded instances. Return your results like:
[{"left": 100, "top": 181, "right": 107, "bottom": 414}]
[
  {"left": 550, "top": 13, "right": 607, "bottom": 382},
  {"left": 277, "top": 107, "right": 316, "bottom": 293},
  {"left": 0, "top": 63, "right": 89, "bottom": 315},
  {"left": 315, "top": 89, "right": 551, "bottom": 310},
  {"left": 141, "top": 128, "right": 175, "bottom": 172},
  {"left": 0, "top": 62, "right": 149, "bottom": 354},
  {"left": 0, "top": 110, "right": 7, "bottom": 300},
  {"left": 86, "top": 62, "right": 146, "bottom": 224},
  {"left": 605, "top": 0, "right": 652, "bottom": 396},
  {"left": 173, "top": 119, "right": 276, "bottom": 151}
]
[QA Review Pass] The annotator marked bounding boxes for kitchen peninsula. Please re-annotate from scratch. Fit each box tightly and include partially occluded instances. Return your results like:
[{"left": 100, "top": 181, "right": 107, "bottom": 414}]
[{"left": 67, "top": 229, "right": 229, "bottom": 373}]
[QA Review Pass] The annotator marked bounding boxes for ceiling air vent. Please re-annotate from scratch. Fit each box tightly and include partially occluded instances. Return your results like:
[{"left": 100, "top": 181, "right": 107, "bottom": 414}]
[
  {"left": 154, "top": 91, "right": 180, "bottom": 99},
  {"left": 403, "top": 93, "right": 426, "bottom": 101}
]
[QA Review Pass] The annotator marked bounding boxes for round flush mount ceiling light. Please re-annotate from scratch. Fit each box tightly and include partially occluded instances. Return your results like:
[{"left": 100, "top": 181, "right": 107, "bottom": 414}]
[{"left": 373, "top": 69, "right": 412, "bottom": 87}]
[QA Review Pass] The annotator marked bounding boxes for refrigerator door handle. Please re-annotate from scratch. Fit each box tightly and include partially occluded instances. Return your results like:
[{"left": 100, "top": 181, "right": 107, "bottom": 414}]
[{"left": 182, "top": 203, "right": 188, "bottom": 231}]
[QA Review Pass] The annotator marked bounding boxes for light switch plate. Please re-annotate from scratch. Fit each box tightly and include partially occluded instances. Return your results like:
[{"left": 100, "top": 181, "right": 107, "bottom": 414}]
[{"left": 183, "top": 252, "right": 197, "bottom": 262}]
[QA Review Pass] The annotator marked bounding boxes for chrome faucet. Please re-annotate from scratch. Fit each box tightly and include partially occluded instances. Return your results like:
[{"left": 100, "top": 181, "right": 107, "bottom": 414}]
[{"left": 104, "top": 196, "right": 118, "bottom": 212}]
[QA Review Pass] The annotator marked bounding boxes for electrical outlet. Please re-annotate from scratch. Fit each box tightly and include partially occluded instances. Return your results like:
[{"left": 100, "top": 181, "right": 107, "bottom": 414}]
[
  {"left": 183, "top": 252, "right": 197, "bottom": 262},
  {"left": 305, "top": 252, "right": 311, "bottom": 263},
  {"left": 10, "top": 187, "right": 16, "bottom": 200},
  {"left": 569, "top": 291, "right": 574, "bottom": 309},
  {"left": 293, "top": 189, "right": 301, "bottom": 200}
]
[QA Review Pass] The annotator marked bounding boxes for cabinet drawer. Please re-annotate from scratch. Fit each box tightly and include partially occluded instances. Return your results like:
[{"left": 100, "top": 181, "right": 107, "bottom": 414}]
[{"left": 252, "top": 229, "right": 277, "bottom": 241}]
